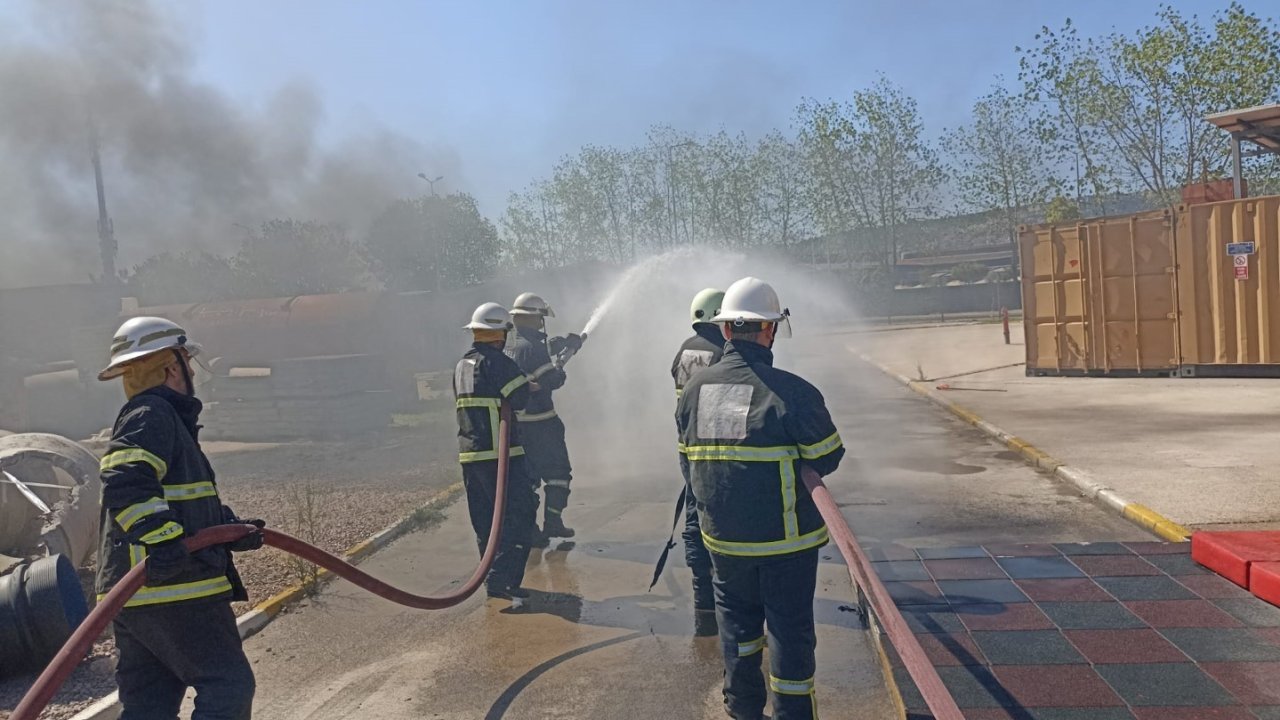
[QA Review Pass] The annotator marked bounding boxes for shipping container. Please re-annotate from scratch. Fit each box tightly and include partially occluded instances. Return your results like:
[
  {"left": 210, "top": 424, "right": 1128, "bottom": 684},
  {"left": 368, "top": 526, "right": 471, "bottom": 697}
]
[
  {"left": 1176, "top": 197, "right": 1280, "bottom": 376},
  {"left": 1020, "top": 210, "right": 1179, "bottom": 376},
  {"left": 1020, "top": 195, "right": 1280, "bottom": 378}
]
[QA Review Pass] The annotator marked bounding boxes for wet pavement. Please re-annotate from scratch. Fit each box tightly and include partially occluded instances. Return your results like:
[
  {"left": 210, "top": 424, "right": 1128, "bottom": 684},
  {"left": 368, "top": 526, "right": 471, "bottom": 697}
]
[{"left": 240, "top": 333, "right": 1152, "bottom": 719}]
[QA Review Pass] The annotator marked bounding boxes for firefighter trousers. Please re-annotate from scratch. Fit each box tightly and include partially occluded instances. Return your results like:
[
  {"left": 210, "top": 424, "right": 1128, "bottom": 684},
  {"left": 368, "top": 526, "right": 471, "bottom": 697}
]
[
  {"left": 113, "top": 600, "right": 254, "bottom": 720},
  {"left": 518, "top": 415, "right": 573, "bottom": 523},
  {"left": 710, "top": 548, "right": 820, "bottom": 720},
  {"left": 463, "top": 456, "right": 538, "bottom": 591},
  {"left": 679, "top": 455, "right": 715, "bottom": 610}
]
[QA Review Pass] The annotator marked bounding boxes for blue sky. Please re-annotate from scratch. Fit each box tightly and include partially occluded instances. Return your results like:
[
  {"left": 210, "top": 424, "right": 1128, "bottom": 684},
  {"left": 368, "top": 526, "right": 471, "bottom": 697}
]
[{"left": 12, "top": 0, "right": 1259, "bottom": 215}]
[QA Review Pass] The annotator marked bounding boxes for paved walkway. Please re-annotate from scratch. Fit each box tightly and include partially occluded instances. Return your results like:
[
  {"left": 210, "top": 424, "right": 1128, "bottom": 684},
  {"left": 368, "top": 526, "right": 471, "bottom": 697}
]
[
  {"left": 876, "top": 541, "right": 1280, "bottom": 719},
  {"left": 852, "top": 322, "right": 1280, "bottom": 530}
]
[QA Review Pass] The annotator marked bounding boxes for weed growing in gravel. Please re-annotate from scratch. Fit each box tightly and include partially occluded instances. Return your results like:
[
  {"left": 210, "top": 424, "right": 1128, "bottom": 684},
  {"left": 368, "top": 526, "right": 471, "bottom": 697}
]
[{"left": 283, "top": 481, "right": 325, "bottom": 595}]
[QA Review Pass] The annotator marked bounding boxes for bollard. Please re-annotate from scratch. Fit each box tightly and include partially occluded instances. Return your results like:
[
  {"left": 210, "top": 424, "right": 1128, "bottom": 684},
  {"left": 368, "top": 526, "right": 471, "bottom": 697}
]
[{"left": 1001, "top": 306, "right": 1011, "bottom": 345}]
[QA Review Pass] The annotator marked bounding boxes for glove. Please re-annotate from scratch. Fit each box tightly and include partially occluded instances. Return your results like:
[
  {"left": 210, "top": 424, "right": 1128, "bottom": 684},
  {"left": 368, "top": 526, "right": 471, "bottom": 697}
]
[
  {"left": 230, "top": 517, "right": 266, "bottom": 552},
  {"left": 222, "top": 505, "right": 266, "bottom": 551},
  {"left": 563, "top": 333, "right": 585, "bottom": 352},
  {"left": 145, "top": 539, "right": 189, "bottom": 585}
]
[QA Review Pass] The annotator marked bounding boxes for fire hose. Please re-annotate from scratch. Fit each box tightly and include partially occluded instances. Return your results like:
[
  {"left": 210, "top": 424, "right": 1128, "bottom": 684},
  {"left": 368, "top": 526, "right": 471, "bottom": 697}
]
[
  {"left": 801, "top": 465, "right": 964, "bottom": 720},
  {"left": 12, "top": 406, "right": 515, "bottom": 720}
]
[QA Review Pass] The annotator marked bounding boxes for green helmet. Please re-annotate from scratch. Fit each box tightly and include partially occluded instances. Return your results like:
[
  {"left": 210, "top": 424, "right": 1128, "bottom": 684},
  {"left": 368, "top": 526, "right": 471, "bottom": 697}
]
[{"left": 689, "top": 288, "right": 725, "bottom": 325}]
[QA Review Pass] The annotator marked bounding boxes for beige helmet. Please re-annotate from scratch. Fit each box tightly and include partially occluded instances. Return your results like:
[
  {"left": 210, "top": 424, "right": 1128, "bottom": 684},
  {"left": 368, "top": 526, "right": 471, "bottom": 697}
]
[
  {"left": 98, "top": 317, "right": 202, "bottom": 381},
  {"left": 510, "top": 292, "right": 555, "bottom": 318},
  {"left": 464, "top": 302, "right": 513, "bottom": 331}
]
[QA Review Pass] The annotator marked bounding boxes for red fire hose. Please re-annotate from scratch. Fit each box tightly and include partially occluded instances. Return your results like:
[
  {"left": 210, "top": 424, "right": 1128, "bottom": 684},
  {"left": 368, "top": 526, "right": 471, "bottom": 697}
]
[
  {"left": 801, "top": 466, "right": 964, "bottom": 720},
  {"left": 12, "top": 406, "right": 514, "bottom": 720}
]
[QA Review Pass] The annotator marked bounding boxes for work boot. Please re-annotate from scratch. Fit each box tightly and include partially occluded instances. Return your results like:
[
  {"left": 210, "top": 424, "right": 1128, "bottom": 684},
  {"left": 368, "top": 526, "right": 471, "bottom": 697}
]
[
  {"left": 694, "top": 608, "right": 718, "bottom": 637},
  {"left": 543, "top": 517, "right": 575, "bottom": 538},
  {"left": 508, "top": 587, "right": 531, "bottom": 599},
  {"left": 531, "top": 527, "right": 551, "bottom": 548}
]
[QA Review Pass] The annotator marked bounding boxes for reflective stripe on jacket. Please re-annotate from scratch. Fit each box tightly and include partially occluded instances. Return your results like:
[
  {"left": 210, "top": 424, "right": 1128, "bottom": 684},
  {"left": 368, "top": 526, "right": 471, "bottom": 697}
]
[
  {"left": 676, "top": 340, "right": 845, "bottom": 558},
  {"left": 455, "top": 342, "right": 531, "bottom": 463},
  {"left": 505, "top": 326, "right": 565, "bottom": 421},
  {"left": 96, "top": 386, "right": 244, "bottom": 607}
]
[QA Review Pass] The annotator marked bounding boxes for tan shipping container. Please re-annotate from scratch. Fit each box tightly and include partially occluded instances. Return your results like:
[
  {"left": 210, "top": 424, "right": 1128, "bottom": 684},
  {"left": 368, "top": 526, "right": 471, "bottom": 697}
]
[
  {"left": 1020, "top": 210, "right": 1179, "bottom": 376},
  {"left": 1176, "top": 197, "right": 1280, "bottom": 375},
  {"left": 1020, "top": 195, "right": 1280, "bottom": 378}
]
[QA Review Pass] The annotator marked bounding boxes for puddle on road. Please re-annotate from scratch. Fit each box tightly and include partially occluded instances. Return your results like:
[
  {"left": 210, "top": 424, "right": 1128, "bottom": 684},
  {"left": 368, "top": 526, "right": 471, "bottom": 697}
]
[{"left": 882, "top": 457, "right": 986, "bottom": 475}]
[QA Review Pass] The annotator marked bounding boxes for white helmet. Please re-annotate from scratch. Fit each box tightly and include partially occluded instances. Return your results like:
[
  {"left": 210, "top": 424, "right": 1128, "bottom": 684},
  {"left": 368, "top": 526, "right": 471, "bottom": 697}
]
[
  {"left": 98, "top": 316, "right": 202, "bottom": 381},
  {"left": 690, "top": 288, "right": 725, "bottom": 325},
  {"left": 464, "top": 302, "right": 512, "bottom": 331},
  {"left": 714, "top": 277, "right": 787, "bottom": 323},
  {"left": 510, "top": 292, "right": 555, "bottom": 317}
]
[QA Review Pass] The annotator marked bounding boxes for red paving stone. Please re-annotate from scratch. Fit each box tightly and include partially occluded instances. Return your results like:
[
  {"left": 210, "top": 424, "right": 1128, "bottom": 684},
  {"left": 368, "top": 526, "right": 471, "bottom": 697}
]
[
  {"left": 989, "top": 665, "right": 1124, "bottom": 707},
  {"left": 915, "top": 632, "right": 988, "bottom": 666},
  {"left": 1126, "top": 599, "right": 1245, "bottom": 629},
  {"left": 1130, "top": 708, "right": 1257, "bottom": 719},
  {"left": 925, "top": 557, "right": 1008, "bottom": 580},
  {"left": 1014, "top": 578, "right": 1114, "bottom": 602},
  {"left": 1177, "top": 573, "right": 1256, "bottom": 599},
  {"left": 954, "top": 603, "right": 1054, "bottom": 631},
  {"left": 1070, "top": 554, "right": 1162, "bottom": 576},
  {"left": 1063, "top": 629, "right": 1189, "bottom": 664},
  {"left": 1201, "top": 662, "right": 1280, "bottom": 705}
]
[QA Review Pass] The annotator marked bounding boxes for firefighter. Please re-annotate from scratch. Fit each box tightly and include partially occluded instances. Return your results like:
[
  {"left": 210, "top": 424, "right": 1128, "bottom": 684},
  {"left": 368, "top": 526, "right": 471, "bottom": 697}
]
[
  {"left": 455, "top": 302, "right": 539, "bottom": 600},
  {"left": 505, "top": 292, "right": 584, "bottom": 544},
  {"left": 95, "top": 316, "right": 263, "bottom": 720},
  {"left": 672, "top": 288, "right": 726, "bottom": 635},
  {"left": 676, "top": 278, "right": 845, "bottom": 720}
]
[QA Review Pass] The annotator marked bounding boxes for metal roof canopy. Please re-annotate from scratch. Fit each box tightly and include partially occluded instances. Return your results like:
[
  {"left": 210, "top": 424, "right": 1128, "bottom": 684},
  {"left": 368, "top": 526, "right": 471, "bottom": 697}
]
[{"left": 1206, "top": 104, "right": 1280, "bottom": 198}]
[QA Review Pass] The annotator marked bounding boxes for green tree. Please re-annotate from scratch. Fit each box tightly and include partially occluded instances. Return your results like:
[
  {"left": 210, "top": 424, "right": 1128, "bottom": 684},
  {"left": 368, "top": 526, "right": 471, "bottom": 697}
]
[
  {"left": 943, "top": 84, "right": 1054, "bottom": 244},
  {"left": 233, "top": 219, "right": 368, "bottom": 299},
  {"left": 365, "top": 193, "right": 498, "bottom": 291},
  {"left": 797, "top": 79, "right": 943, "bottom": 268},
  {"left": 1045, "top": 195, "right": 1082, "bottom": 224},
  {"left": 126, "top": 251, "right": 238, "bottom": 305}
]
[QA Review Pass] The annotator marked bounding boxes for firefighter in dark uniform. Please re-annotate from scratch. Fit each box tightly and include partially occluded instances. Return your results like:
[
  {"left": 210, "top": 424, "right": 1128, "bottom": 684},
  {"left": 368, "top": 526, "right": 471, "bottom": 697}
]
[
  {"left": 676, "top": 278, "right": 845, "bottom": 720},
  {"left": 505, "top": 292, "right": 584, "bottom": 543},
  {"left": 455, "top": 302, "right": 539, "bottom": 600},
  {"left": 95, "top": 316, "right": 263, "bottom": 720},
  {"left": 671, "top": 287, "right": 726, "bottom": 634}
]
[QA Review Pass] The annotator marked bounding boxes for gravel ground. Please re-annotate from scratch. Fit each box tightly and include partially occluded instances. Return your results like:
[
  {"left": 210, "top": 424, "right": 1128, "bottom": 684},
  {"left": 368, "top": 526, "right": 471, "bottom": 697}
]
[{"left": 0, "top": 407, "right": 460, "bottom": 720}]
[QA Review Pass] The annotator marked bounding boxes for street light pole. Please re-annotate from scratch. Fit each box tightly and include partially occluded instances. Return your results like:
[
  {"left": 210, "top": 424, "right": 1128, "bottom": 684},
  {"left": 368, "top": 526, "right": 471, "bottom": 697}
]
[{"left": 417, "top": 173, "right": 444, "bottom": 197}]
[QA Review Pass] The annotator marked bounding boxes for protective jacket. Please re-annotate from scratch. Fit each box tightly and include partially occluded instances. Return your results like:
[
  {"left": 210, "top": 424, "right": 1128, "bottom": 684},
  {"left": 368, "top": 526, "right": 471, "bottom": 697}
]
[
  {"left": 455, "top": 342, "right": 531, "bottom": 463},
  {"left": 676, "top": 341, "right": 844, "bottom": 558},
  {"left": 671, "top": 324, "right": 726, "bottom": 398},
  {"left": 505, "top": 326, "right": 566, "bottom": 422},
  {"left": 96, "top": 386, "right": 246, "bottom": 608}
]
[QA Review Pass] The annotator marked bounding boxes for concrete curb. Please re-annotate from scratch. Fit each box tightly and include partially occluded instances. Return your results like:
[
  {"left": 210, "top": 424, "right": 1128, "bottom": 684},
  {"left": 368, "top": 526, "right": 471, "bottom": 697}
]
[
  {"left": 66, "top": 481, "right": 465, "bottom": 720},
  {"left": 856, "top": 353, "right": 1191, "bottom": 544}
]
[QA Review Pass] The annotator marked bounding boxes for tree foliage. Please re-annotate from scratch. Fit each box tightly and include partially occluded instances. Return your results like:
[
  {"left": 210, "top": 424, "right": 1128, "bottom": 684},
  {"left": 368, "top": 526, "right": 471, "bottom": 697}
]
[
  {"left": 364, "top": 193, "right": 498, "bottom": 291},
  {"left": 233, "top": 220, "right": 368, "bottom": 299},
  {"left": 943, "top": 84, "right": 1054, "bottom": 243}
]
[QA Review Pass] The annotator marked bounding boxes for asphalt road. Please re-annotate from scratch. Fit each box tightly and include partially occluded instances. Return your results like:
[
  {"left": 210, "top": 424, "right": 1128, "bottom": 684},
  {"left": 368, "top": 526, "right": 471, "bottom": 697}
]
[{"left": 240, "top": 332, "right": 1146, "bottom": 719}]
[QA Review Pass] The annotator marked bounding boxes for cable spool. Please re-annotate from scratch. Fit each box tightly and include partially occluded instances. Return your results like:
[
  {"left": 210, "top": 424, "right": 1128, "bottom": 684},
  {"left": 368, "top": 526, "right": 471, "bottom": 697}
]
[{"left": 0, "top": 555, "right": 88, "bottom": 678}]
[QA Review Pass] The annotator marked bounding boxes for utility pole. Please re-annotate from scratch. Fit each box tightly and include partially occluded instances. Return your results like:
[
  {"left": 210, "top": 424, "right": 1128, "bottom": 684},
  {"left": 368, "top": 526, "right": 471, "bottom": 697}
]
[{"left": 90, "top": 124, "right": 117, "bottom": 284}]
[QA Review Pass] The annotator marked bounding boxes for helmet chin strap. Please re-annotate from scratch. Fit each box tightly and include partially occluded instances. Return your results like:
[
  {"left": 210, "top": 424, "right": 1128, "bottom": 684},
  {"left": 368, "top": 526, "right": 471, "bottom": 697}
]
[{"left": 174, "top": 349, "right": 195, "bottom": 397}]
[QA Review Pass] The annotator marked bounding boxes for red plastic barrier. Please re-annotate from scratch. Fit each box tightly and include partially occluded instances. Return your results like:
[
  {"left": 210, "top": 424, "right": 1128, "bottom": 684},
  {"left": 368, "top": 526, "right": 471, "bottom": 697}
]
[
  {"left": 1191, "top": 531, "right": 1280, "bottom": 588},
  {"left": 1250, "top": 562, "right": 1280, "bottom": 607},
  {"left": 801, "top": 466, "right": 964, "bottom": 720}
]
